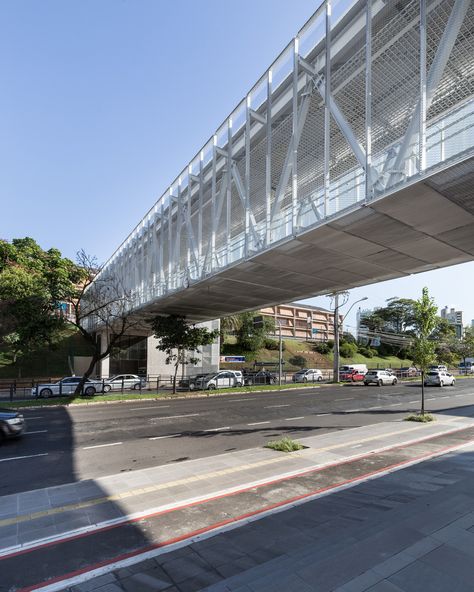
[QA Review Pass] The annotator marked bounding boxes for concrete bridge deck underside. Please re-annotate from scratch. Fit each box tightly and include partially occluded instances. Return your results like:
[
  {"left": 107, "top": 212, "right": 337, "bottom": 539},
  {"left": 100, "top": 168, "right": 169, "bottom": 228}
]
[{"left": 132, "top": 156, "right": 474, "bottom": 323}]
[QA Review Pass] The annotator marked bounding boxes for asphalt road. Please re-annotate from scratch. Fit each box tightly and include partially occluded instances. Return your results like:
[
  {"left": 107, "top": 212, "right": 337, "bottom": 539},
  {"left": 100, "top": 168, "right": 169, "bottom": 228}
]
[{"left": 1, "top": 379, "right": 474, "bottom": 496}]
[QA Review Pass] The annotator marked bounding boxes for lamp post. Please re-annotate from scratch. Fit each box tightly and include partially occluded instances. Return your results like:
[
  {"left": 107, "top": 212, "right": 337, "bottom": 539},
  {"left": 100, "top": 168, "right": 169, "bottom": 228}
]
[
  {"left": 277, "top": 320, "right": 283, "bottom": 386},
  {"left": 333, "top": 295, "right": 368, "bottom": 383}
]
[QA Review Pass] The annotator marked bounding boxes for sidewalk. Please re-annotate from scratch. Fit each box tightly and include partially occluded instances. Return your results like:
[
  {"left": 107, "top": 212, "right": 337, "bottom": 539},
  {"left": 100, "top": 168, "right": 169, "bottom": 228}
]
[{"left": 2, "top": 414, "right": 474, "bottom": 591}]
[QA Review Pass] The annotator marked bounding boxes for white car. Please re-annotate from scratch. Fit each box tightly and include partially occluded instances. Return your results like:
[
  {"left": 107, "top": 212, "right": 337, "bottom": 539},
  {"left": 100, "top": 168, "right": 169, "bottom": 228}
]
[
  {"left": 103, "top": 374, "right": 145, "bottom": 392},
  {"left": 32, "top": 376, "right": 103, "bottom": 398},
  {"left": 424, "top": 371, "right": 455, "bottom": 387},
  {"left": 364, "top": 370, "right": 397, "bottom": 386},
  {"left": 195, "top": 371, "right": 243, "bottom": 390},
  {"left": 292, "top": 369, "right": 323, "bottom": 383}
]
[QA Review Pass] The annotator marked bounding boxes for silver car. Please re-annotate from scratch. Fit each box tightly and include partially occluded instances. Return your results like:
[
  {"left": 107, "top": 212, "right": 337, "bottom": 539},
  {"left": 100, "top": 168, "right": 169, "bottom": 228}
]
[
  {"left": 195, "top": 371, "right": 243, "bottom": 390},
  {"left": 364, "top": 370, "right": 397, "bottom": 386},
  {"left": 32, "top": 376, "right": 103, "bottom": 398},
  {"left": 103, "top": 374, "right": 145, "bottom": 392},
  {"left": 424, "top": 371, "right": 455, "bottom": 387},
  {"left": 292, "top": 369, "right": 323, "bottom": 383}
]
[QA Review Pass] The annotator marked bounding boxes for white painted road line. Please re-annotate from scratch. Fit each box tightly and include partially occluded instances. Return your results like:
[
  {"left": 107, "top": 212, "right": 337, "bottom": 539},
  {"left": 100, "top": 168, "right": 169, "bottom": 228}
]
[
  {"left": 337, "top": 398, "right": 355, "bottom": 401},
  {"left": 83, "top": 442, "right": 123, "bottom": 450},
  {"left": 351, "top": 444, "right": 363, "bottom": 448},
  {"left": 285, "top": 416, "right": 305, "bottom": 421},
  {"left": 317, "top": 413, "right": 330, "bottom": 417},
  {"left": 130, "top": 406, "right": 170, "bottom": 411},
  {"left": 248, "top": 421, "right": 270, "bottom": 426},
  {"left": 151, "top": 414, "right": 200, "bottom": 421},
  {"left": 265, "top": 404, "right": 290, "bottom": 409},
  {"left": 149, "top": 434, "right": 181, "bottom": 440},
  {"left": 25, "top": 430, "right": 48, "bottom": 435},
  {"left": 228, "top": 398, "right": 253, "bottom": 402},
  {"left": 0, "top": 453, "right": 48, "bottom": 463},
  {"left": 204, "top": 426, "right": 231, "bottom": 432}
]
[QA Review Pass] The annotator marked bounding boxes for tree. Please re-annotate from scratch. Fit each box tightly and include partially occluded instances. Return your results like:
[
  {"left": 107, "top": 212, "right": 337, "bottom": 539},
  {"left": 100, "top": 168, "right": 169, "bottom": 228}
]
[
  {"left": 452, "top": 328, "right": 474, "bottom": 373},
  {"left": 289, "top": 355, "right": 306, "bottom": 368},
  {"left": 65, "top": 251, "right": 142, "bottom": 395},
  {"left": 0, "top": 238, "right": 81, "bottom": 375},
  {"left": 235, "top": 312, "right": 275, "bottom": 352},
  {"left": 410, "top": 287, "right": 438, "bottom": 414},
  {"left": 151, "top": 314, "right": 220, "bottom": 393}
]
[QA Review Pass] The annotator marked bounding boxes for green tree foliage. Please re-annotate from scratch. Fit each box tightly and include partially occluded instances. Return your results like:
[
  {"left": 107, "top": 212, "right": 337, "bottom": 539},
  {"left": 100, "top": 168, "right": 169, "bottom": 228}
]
[
  {"left": 0, "top": 238, "right": 84, "bottom": 372},
  {"left": 411, "top": 287, "right": 438, "bottom": 414},
  {"left": 235, "top": 312, "right": 275, "bottom": 352},
  {"left": 151, "top": 315, "right": 220, "bottom": 393},
  {"left": 339, "top": 341, "right": 358, "bottom": 358},
  {"left": 452, "top": 328, "right": 474, "bottom": 371}
]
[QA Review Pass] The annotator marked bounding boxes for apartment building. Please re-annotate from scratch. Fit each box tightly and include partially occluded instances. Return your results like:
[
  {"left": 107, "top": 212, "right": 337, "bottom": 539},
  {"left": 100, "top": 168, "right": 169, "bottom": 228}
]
[
  {"left": 440, "top": 306, "right": 464, "bottom": 338},
  {"left": 259, "top": 302, "right": 341, "bottom": 341}
]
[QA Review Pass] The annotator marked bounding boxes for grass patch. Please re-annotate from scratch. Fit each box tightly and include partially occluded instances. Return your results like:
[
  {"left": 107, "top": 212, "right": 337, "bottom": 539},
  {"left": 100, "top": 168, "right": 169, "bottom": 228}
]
[
  {"left": 405, "top": 413, "right": 435, "bottom": 423},
  {"left": 265, "top": 436, "right": 305, "bottom": 452},
  {"left": 1, "top": 392, "right": 170, "bottom": 408}
]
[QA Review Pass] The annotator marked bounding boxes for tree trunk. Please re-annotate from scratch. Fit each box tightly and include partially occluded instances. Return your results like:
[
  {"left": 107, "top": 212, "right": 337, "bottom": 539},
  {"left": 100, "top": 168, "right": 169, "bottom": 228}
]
[
  {"left": 75, "top": 354, "right": 100, "bottom": 396},
  {"left": 173, "top": 359, "right": 179, "bottom": 394},
  {"left": 421, "top": 370, "right": 425, "bottom": 415}
]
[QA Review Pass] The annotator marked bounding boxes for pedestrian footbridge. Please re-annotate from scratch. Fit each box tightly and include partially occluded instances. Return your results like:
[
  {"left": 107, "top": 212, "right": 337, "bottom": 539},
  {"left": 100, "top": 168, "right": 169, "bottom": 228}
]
[{"left": 96, "top": 0, "right": 474, "bottom": 323}]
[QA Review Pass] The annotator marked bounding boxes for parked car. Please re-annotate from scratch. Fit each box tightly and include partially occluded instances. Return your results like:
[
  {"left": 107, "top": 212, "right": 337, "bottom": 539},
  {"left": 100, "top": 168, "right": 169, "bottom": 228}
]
[
  {"left": 364, "top": 370, "right": 398, "bottom": 386},
  {"left": 194, "top": 371, "right": 244, "bottom": 390},
  {"left": 0, "top": 408, "right": 25, "bottom": 442},
  {"left": 245, "top": 371, "right": 277, "bottom": 385},
  {"left": 459, "top": 362, "right": 474, "bottom": 374},
  {"left": 292, "top": 369, "right": 323, "bottom": 383},
  {"left": 428, "top": 365, "right": 448, "bottom": 373},
  {"left": 424, "top": 371, "right": 455, "bottom": 387},
  {"left": 340, "top": 369, "right": 366, "bottom": 382},
  {"left": 179, "top": 374, "right": 208, "bottom": 390},
  {"left": 31, "top": 376, "right": 103, "bottom": 398},
  {"left": 398, "top": 367, "right": 418, "bottom": 377},
  {"left": 103, "top": 374, "right": 145, "bottom": 392},
  {"left": 340, "top": 364, "right": 368, "bottom": 374}
]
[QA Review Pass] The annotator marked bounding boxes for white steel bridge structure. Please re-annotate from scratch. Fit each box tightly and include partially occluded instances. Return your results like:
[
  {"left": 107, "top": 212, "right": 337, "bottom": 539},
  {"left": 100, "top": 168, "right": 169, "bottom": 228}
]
[{"left": 96, "top": 0, "right": 474, "bottom": 324}]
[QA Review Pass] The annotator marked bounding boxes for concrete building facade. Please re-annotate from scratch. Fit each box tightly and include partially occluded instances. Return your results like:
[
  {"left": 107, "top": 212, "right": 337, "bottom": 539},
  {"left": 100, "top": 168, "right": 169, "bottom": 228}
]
[
  {"left": 440, "top": 306, "right": 464, "bottom": 339},
  {"left": 259, "top": 302, "right": 341, "bottom": 341}
]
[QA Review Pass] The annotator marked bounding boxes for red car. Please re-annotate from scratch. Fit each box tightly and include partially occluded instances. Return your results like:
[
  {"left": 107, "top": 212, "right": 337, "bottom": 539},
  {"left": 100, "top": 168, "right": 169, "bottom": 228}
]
[{"left": 340, "top": 369, "right": 365, "bottom": 382}]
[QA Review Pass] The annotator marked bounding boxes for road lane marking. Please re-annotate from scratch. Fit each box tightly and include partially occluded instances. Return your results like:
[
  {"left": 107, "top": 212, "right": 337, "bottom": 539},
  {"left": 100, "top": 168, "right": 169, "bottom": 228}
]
[
  {"left": 0, "top": 453, "right": 48, "bottom": 463},
  {"left": 2, "top": 423, "right": 468, "bottom": 531},
  {"left": 265, "top": 404, "right": 290, "bottom": 409},
  {"left": 23, "top": 416, "right": 44, "bottom": 420},
  {"left": 248, "top": 421, "right": 270, "bottom": 426},
  {"left": 24, "top": 430, "right": 48, "bottom": 435},
  {"left": 285, "top": 417, "right": 305, "bottom": 421},
  {"left": 149, "top": 434, "right": 180, "bottom": 440},
  {"left": 150, "top": 414, "right": 200, "bottom": 421},
  {"left": 317, "top": 413, "right": 330, "bottom": 416},
  {"left": 337, "top": 398, "right": 354, "bottom": 401},
  {"left": 204, "top": 426, "right": 231, "bottom": 432},
  {"left": 351, "top": 444, "right": 363, "bottom": 448},
  {"left": 228, "top": 398, "right": 253, "bottom": 402},
  {"left": 130, "top": 406, "right": 170, "bottom": 411},
  {"left": 83, "top": 442, "right": 123, "bottom": 450}
]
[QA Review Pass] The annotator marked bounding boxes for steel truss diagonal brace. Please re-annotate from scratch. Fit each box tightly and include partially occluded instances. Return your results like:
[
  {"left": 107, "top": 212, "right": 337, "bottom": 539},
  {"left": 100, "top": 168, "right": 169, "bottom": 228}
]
[
  {"left": 389, "top": 0, "right": 469, "bottom": 183},
  {"left": 201, "top": 174, "right": 229, "bottom": 273},
  {"left": 231, "top": 163, "right": 262, "bottom": 248},
  {"left": 270, "top": 91, "right": 312, "bottom": 221}
]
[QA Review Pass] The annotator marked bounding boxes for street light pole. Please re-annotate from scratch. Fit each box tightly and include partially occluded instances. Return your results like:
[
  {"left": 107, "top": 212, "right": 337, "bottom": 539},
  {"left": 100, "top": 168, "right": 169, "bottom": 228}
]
[
  {"left": 333, "top": 293, "right": 340, "bottom": 383},
  {"left": 332, "top": 294, "right": 368, "bottom": 383},
  {"left": 278, "top": 320, "right": 283, "bottom": 386}
]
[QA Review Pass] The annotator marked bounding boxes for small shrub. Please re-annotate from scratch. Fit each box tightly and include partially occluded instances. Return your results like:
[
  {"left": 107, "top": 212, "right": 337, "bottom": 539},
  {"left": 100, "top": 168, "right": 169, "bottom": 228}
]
[
  {"left": 264, "top": 338, "right": 285, "bottom": 351},
  {"left": 265, "top": 436, "right": 304, "bottom": 452},
  {"left": 339, "top": 342, "right": 357, "bottom": 358},
  {"left": 313, "top": 342, "right": 331, "bottom": 354},
  {"left": 405, "top": 413, "right": 435, "bottom": 423},
  {"left": 289, "top": 355, "right": 306, "bottom": 368},
  {"left": 358, "top": 346, "right": 375, "bottom": 358}
]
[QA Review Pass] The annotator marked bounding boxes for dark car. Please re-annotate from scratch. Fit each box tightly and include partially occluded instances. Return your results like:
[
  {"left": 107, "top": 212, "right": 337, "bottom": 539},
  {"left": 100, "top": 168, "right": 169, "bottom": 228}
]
[
  {"left": 245, "top": 371, "right": 277, "bottom": 385},
  {"left": 179, "top": 374, "right": 208, "bottom": 390},
  {"left": 0, "top": 408, "right": 26, "bottom": 442}
]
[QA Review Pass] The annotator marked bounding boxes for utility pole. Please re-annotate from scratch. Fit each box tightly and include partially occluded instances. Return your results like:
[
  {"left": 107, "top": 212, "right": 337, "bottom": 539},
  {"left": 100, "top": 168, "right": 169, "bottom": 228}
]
[{"left": 333, "top": 293, "right": 340, "bottom": 383}]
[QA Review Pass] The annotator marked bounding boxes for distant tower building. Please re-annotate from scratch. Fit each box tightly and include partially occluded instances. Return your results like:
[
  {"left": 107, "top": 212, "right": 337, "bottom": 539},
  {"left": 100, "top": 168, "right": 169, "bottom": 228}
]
[
  {"left": 440, "top": 306, "right": 463, "bottom": 338},
  {"left": 357, "top": 307, "right": 372, "bottom": 342}
]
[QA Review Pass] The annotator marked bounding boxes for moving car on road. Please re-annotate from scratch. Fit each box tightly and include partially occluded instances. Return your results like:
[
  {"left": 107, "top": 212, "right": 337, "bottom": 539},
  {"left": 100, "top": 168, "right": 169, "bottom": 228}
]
[
  {"left": 194, "top": 371, "right": 243, "bottom": 390},
  {"left": 364, "top": 370, "right": 398, "bottom": 386},
  {"left": 424, "top": 370, "right": 455, "bottom": 387},
  {"left": 32, "top": 376, "right": 103, "bottom": 398},
  {"left": 292, "top": 369, "right": 323, "bottom": 383},
  {"left": 340, "top": 367, "right": 366, "bottom": 382},
  {"left": 0, "top": 408, "right": 25, "bottom": 441},
  {"left": 103, "top": 374, "right": 145, "bottom": 392}
]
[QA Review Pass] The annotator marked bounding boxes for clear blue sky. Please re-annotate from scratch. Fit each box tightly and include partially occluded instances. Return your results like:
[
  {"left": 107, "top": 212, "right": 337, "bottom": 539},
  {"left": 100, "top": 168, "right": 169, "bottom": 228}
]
[{"left": 2, "top": 0, "right": 473, "bottom": 329}]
